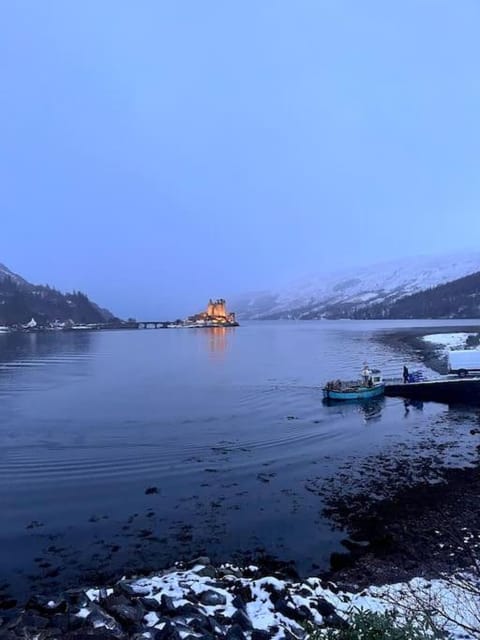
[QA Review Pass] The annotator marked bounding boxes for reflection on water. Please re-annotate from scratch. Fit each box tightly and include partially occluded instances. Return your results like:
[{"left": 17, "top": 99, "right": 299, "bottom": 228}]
[
  {"left": 203, "top": 326, "right": 234, "bottom": 359},
  {"left": 403, "top": 398, "right": 424, "bottom": 416},
  {"left": 0, "top": 331, "right": 93, "bottom": 394},
  {"left": 360, "top": 397, "right": 385, "bottom": 422},
  {"left": 323, "top": 396, "right": 385, "bottom": 422}
]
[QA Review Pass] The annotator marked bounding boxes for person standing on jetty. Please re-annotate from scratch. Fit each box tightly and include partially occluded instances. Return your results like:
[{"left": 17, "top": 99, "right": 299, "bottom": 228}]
[{"left": 403, "top": 365, "right": 409, "bottom": 383}]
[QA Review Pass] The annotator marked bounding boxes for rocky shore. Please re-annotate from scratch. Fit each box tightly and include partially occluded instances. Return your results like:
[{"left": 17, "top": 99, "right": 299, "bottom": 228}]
[
  {"left": 377, "top": 324, "right": 480, "bottom": 375},
  {"left": 1, "top": 558, "right": 478, "bottom": 640},
  {"left": 318, "top": 460, "right": 480, "bottom": 590}
]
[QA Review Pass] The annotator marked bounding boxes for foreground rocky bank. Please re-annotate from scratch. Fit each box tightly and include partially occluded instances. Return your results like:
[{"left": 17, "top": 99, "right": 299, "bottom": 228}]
[{"left": 1, "top": 558, "right": 479, "bottom": 640}]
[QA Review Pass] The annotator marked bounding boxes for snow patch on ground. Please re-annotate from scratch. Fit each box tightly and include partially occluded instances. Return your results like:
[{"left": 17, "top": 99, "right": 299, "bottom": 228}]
[
  {"left": 125, "top": 566, "right": 479, "bottom": 639},
  {"left": 422, "top": 333, "right": 476, "bottom": 350}
]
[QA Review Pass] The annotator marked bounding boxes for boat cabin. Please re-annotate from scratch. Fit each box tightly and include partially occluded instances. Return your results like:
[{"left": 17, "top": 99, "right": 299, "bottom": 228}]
[{"left": 361, "top": 365, "right": 383, "bottom": 388}]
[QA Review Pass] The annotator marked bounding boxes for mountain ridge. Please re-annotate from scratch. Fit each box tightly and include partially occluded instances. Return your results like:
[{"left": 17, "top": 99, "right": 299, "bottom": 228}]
[
  {"left": 233, "top": 251, "right": 480, "bottom": 320},
  {"left": 0, "top": 262, "right": 116, "bottom": 326}
]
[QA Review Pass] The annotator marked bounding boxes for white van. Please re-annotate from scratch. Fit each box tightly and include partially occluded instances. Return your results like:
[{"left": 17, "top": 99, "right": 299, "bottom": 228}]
[{"left": 448, "top": 349, "right": 480, "bottom": 377}]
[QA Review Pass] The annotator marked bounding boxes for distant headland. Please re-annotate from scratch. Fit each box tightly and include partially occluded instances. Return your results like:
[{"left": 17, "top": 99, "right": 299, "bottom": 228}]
[{"left": 0, "top": 295, "right": 239, "bottom": 333}]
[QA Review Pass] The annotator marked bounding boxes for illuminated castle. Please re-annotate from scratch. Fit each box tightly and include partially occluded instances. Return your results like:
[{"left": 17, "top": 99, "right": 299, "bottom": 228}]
[
  {"left": 188, "top": 298, "right": 237, "bottom": 325},
  {"left": 207, "top": 298, "right": 227, "bottom": 319}
]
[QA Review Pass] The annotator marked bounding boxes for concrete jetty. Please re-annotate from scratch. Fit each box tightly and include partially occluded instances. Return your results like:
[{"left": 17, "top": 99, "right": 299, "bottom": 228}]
[{"left": 385, "top": 376, "right": 480, "bottom": 404}]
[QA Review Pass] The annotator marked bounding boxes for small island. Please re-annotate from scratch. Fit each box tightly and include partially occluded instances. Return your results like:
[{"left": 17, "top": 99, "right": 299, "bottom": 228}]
[
  {"left": 136, "top": 298, "right": 239, "bottom": 329},
  {"left": 184, "top": 298, "right": 239, "bottom": 328}
]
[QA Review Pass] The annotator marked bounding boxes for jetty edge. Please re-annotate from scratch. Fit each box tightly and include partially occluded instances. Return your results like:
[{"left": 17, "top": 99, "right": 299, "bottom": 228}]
[{"left": 385, "top": 375, "right": 480, "bottom": 403}]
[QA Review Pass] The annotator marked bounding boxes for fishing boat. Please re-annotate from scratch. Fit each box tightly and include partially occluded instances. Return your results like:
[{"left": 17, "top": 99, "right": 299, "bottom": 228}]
[
  {"left": 323, "top": 365, "right": 385, "bottom": 401},
  {"left": 0, "top": 326, "right": 11, "bottom": 334}
]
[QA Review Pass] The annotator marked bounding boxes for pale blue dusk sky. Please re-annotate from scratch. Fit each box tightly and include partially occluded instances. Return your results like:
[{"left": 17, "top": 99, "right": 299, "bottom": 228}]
[{"left": 1, "top": 1, "right": 480, "bottom": 317}]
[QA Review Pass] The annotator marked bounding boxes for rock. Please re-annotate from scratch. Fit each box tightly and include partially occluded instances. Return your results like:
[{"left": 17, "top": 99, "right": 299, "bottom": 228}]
[
  {"left": 2, "top": 613, "right": 22, "bottom": 631},
  {"left": 265, "top": 586, "right": 287, "bottom": 606},
  {"left": 117, "top": 581, "right": 150, "bottom": 597},
  {"left": 26, "top": 594, "right": 67, "bottom": 614},
  {"left": 102, "top": 593, "right": 131, "bottom": 613},
  {"left": 274, "top": 598, "right": 309, "bottom": 623},
  {"left": 196, "top": 565, "right": 217, "bottom": 579},
  {"left": 38, "top": 630, "right": 64, "bottom": 640},
  {"left": 218, "top": 566, "right": 243, "bottom": 578},
  {"left": 108, "top": 602, "right": 145, "bottom": 625},
  {"left": 340, "top": 538, "right": 370, "bottom": 554},
  {"left": 63, "top": 631, "right": 124, "bottom": 639},
  {"left": 232, "top": 595, "right": 246, "bottom": 610},
  {"left": 251, "top": 631, "right": 271, "bottom": 640},
  {"left": 68, "top": 611, "right": 88, "bottom": 630},
  {"left": 231, "top": 609, "right": 253, "bottom": 631},
  {"left": 313, "top": 597, "right": 336, "bottom": 618},
  {"left": 50, "top": 613, "right": 71, "bottom": 633},
  {"left": 298, "top": 605, "right": 314, "bottom": 622},
  {"left": 145, "top": 486, "right": 159, "bottom": 495},
  {"left": 189, "top": 613, "right": 212, "bottom": 634},
  {"left": 18, "top": 611, "right": 50, "bottom": 629},
  {"left": 154, "top": 620, "right": 181, "bottom": 640},
  {"left": 140, "top": 597, "right": 162, "bottom": 612},
  {"left": 325, "top": 611, "right": 348, "bottom": 629},
  {"left": 65, "top": 589, "right": 90, "bottom": 608},
  {"left": 206, "top": 616, "right": 225, "bottom": 636},
  {"left": 87, "top": 604, "right": 126, "bottom": 638},
  {"left": 198, "top": 590, "right": 227, "bottom": 606},
  {"left": 0, "top": 631, "right": 20, "bottom": 640},
  {"left": 98, "top": 588, "right": 109, "bottom": 602},
  {"left": 131, "top": 632, "right": 158, "bottom": 640},
  {"left": 230, "top": 584, "right": 253, "bottom": 604},
  {"left": 160, "top": 594, "right": 177, "bottom": 615},
  {"left": 173, "top": 602, "right": 203, "bottom": 617},
  {"left": 226, "top": 624, "right": 247, "bottom": 640}
]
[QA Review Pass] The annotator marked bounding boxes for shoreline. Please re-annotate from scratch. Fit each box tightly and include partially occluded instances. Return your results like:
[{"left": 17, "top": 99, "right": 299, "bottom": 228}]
[
  {"left": 2, "top": 324, "right": 480, "bottom": 638},
  {"left": 305, "top": 325, "right": 479, "bottom": 590},
  {"left": 2, "top": 558, "right": 478, "bottom": 639}
]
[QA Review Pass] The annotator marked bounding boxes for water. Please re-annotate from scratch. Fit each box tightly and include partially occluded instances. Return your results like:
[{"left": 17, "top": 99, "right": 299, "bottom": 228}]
[{"left": 1, "top": 320, "right": 479, "bottom": 604}]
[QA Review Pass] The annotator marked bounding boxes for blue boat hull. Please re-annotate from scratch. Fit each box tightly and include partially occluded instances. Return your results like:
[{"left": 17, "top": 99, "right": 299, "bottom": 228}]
[{"left": 323, "top": 384, "right": 385, "bottom": 401}]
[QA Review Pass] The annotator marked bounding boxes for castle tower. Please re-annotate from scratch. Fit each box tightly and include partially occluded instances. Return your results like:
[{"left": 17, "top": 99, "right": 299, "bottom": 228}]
[{"left": 212, "top": 299, "right": 227, "bottom": 318}]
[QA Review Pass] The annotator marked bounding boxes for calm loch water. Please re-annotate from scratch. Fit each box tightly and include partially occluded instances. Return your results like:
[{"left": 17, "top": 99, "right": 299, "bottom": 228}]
[{"left": 1, "top": 320, "right": 479, "bottom": 604}]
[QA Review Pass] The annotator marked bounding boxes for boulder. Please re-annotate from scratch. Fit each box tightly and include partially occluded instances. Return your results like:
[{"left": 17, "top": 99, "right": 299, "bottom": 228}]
[
  {"left": 226, "top": 624, "right": 247, "bottom": 640},
  {"left": 26, "top": 594, "right": 67, "bottom": 614},
  {"left": 198, "top": 590, "right": 227, "bottom": 606},
  {"left": 231, "top": 609, "right": 253, "bottom": 631},
  {"left": 153, "top": 620, "right": 181, "bottom": 640}
]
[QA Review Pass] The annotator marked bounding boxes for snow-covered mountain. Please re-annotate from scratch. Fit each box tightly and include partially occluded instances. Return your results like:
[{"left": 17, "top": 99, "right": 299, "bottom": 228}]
[{"left": 234, "top": 251, "right": 480, "bottom": 319}]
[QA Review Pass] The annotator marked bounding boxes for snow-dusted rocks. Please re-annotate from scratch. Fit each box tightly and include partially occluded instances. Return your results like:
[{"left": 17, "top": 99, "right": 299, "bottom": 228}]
[{"left": 2, "top": 561, "right": 479, "bottom": 639}]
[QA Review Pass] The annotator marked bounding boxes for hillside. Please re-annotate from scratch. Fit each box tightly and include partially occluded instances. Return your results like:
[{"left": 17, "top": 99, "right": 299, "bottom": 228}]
[
  {"left": 233, "top": 252, "right": 480, "bottom": 319},
  {"left": 0, "top": 262, "right": 116, "bottom": 326},
  {"left": 352, "top": 270, "right": 480, "bottom": 319}
]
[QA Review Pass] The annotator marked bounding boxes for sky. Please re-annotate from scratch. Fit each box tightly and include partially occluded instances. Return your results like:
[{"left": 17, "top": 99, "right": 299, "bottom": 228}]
[{"left": 1, "top": 1, "right": 480, "bottom": 318}]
